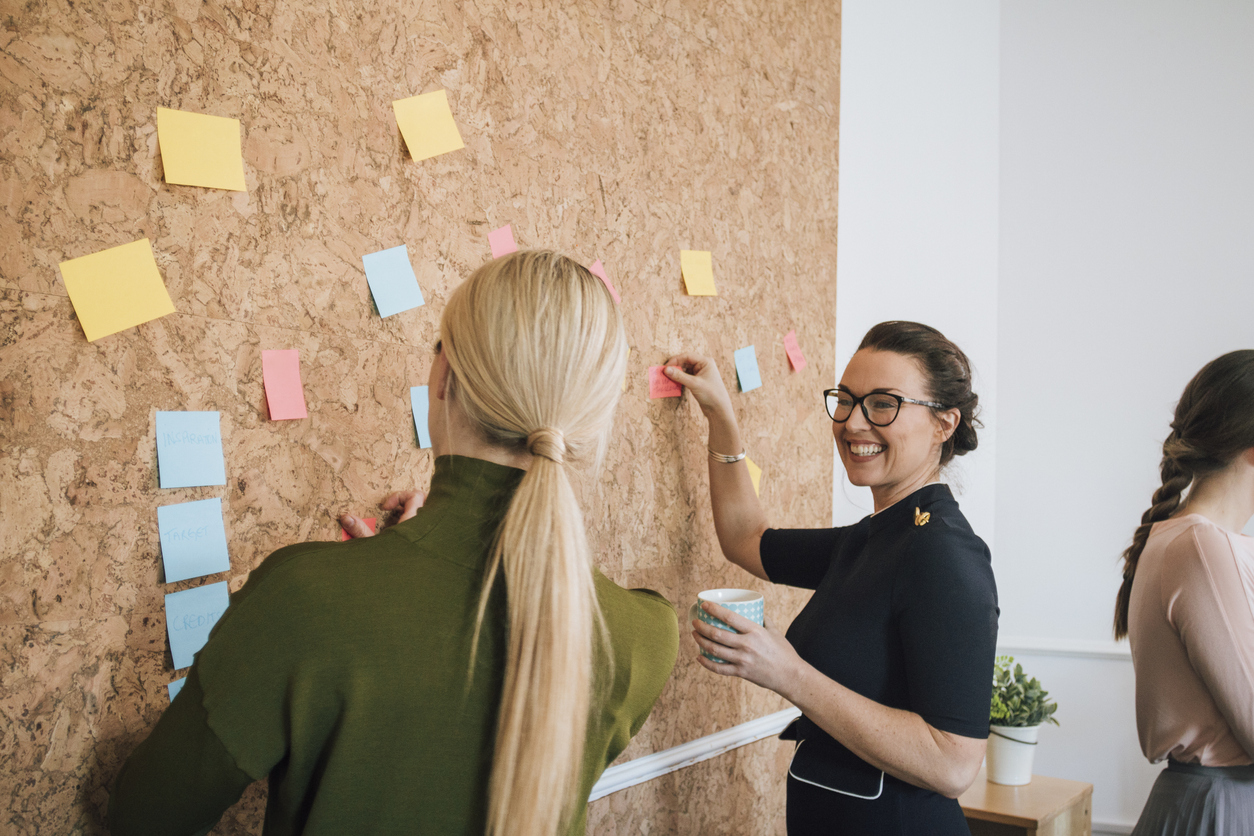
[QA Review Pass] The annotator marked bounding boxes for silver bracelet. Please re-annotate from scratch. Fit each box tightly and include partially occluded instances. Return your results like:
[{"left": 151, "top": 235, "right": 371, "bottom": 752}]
[{"left": 708, "top": 447, "right": 747, "bottom": 464}]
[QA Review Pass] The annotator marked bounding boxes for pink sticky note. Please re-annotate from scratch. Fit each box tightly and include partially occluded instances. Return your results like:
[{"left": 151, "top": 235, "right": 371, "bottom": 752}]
[
  {"left": 261, "top": 349, "right": 308, "bottom": 420},
  {"left": 784, "top": 330, "right": 807, "bottom": 372},
  {"left": 649, "top": 366, "right": 683, "bottom": 399},
  {"left": 589, "top": 259, "right": 621, "bottom": 304},
  {"left": 340, "top": 517, "right": 377, "bottom": 541},
  {"left": 488, "top": 224, "right": 518, "bottom": 258}
]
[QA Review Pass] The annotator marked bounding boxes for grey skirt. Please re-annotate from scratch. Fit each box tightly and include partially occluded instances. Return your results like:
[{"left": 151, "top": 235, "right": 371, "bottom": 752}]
[{"left": 1131, "top": 760, "right": 1254, "bottom": 836}]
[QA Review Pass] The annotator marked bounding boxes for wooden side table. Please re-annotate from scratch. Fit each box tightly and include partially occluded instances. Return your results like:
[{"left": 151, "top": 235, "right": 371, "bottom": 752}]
[{"left": 958, "top": 768, "right": 1093, "bottom": 836}]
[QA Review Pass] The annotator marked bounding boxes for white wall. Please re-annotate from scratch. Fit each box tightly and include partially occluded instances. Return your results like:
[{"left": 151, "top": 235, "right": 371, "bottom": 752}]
[
  {"left": 833, "top": 0, "right": 1001, "bottom": 548},
  {"left": 997, "top": 0, "right": 1254, "bottom": 830},
  {"left": 837, "top": 1, "right": 1254, "bottom": 833}
]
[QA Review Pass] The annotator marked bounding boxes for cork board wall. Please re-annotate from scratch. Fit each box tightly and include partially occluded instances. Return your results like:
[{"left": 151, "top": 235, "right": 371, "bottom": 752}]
[{"left": 0, "top": 0, "right": 841, "bottom": 833}]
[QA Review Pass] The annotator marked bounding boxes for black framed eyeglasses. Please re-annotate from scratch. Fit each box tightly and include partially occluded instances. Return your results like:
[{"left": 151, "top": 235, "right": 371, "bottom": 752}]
[{"left": 823, "top": 388, "right": 946, "bottom": 427}]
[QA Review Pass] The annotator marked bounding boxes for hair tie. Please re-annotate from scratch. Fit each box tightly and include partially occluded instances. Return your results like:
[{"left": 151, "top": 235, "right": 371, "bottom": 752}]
[{"left": 526, "top": 428, "right": 566, "bottom": 465}]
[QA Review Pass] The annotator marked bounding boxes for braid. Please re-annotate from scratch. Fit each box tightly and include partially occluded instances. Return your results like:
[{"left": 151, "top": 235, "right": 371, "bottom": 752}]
[{"left": 1113, "top": 436, "right": 1193, "bottom": 640}]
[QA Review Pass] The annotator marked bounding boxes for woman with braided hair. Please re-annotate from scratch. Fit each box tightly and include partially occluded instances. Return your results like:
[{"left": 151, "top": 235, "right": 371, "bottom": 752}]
[
  {"left": 1120, "top": 350, "right": 1254, "bottom": 835},
  {"left": 110, "top": 251, "right": 680, "bottom": 836}
]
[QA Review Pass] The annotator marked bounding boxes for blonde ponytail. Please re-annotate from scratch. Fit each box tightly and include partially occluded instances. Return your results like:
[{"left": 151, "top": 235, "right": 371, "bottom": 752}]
[{"left": 439, "top": 251, "right": 627, "bottom": 835}]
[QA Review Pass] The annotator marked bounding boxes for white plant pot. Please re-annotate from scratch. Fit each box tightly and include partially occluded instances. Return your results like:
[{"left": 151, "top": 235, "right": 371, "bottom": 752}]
[{"left": 986, "top": 724, "right": 1040, "bottom": 786}]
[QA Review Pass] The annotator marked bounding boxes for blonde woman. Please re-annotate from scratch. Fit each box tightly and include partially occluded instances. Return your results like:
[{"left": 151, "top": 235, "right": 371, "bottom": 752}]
[{"left": 109, "top": 251, "right": 680, "bottom": 836}]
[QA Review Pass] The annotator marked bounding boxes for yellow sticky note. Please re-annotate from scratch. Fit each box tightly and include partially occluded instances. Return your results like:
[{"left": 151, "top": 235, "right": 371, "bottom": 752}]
[
  {"left": 156, "top": 107, "right": 247, "bottom": 191},
  {"left": 746, "top": 456, "right": 762, "bottom": 497},
  {"left": 393, "top": 90, "right": 465, "bottom": 162},
  {"left": 680, "top": 250, "right": 717, "bottom": 296},
  {"left": 59, "top": 239, "right": 176, "bottom": 341}
]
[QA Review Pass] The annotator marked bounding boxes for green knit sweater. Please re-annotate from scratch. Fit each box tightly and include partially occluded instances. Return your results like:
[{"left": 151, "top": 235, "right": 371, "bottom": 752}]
[{"left": 110, "top": 455, "right": 679, "bottom": 835}]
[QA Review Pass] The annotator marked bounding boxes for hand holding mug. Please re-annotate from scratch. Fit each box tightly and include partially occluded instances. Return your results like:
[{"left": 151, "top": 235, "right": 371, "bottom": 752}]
[{"left": 691, "top": 590, "right": 807, "bottom": 697}]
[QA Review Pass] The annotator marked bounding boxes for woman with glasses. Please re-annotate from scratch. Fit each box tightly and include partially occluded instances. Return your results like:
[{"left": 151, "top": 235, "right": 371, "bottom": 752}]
[
  {"left": 1117, "top": 351, "right": 1254, "bottom": 835},
  {"left": 664, "top": 320, "right": 998, "bottom": 835},
  {"left": 109, "top": 252, "right": 679, "bottom": 836}
]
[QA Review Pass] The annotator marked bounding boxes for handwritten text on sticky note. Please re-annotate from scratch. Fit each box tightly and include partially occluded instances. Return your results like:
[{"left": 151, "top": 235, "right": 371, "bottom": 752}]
[
  {"left": 362, "top": 245, "right": 424, "bottom": 318},
  {"left": 784, "top": 330, "right": 807, "bottom": 371},
  {"left": 680, "top": 250, "right": 717, "bottom": 296},
  {"left": 156, "top": 107, "right": 247, "bottom": 191},
  {"left": 734, "top": 346, "right": 763, "bottom": 393},
  {"left": 392, "top": 90, "right": 465, "bottom": 162},
  {"left": 155, "top": 411, "right": 227, "bottom": 489},
  {"left": 262, "top": 349, "right": 308, "bottom": 420},
  {"left": 165, "top": 581, "right": 230, "bottom": 670},
  {"left": 489, "top": 224, "right": 518, "bottom": 258},
  {"left": 58, "top": 238, "right": 177, "bottom": 342},
  {"left": 649, "top": 366, "right": 683, "bottom": 399},
  {"left": 411, "top": 385, "right": 432, "bottom": 448},
  {"left": 157, "top": 497, "right": 230, "bottom": 583}
]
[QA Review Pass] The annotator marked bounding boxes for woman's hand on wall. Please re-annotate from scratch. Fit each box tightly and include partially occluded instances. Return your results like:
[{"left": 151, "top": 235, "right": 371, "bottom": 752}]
[
  {"left": 339, "top": 491, "right": 426, "bottom": 538},
  {"left": 691, "top": 602, "right": 807, "bottom": 696}
]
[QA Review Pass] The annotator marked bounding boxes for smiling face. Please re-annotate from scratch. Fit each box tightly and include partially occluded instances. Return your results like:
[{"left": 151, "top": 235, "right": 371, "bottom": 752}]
[{"left": 834, "top": 349, "right": 960, "bottom": 510}]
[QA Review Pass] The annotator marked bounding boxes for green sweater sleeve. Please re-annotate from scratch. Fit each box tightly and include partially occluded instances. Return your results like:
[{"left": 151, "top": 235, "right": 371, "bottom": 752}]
[{"left": 108, "top": 667, "right": 255, "bottom": 836}]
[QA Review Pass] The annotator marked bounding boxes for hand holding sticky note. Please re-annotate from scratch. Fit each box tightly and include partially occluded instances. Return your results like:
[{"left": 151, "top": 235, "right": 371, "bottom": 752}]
[
  {"left": 392, "top": 90, "right": 465, "bottom": 162},
  {"left": 262, "top": 350, "right": 308, "bottom": 420},
  {"left": 680, "top": 250, "right": 717, "bottom": 296},
  {"left": 156, "top": 107, "right": 247, "bottom": 191},
  {"left": 649, "top": 366, "right": 682, "bottom": 399},
  {"left": 157, "top": 497, "right": 230, "bottom": 583},
  {"left": 362, "top": 245, "right": 425, "bottom": 318},
  {"left": 488, "top": 224, "right": 518, "bottom": 258},
  {"left": 734, "top": 346, "right": 762, "bottom": 393},
  {"left": 155, "top": 411, "right": 227, "bottom": 489},
  {"left": 58, "top": 238, "right": 177, "bottom": 342},
  {"left": 165, "top": 581, "right": 230, "bottom": 670},
  {"left": 784, "top": 330, "right": 808, "bottom": 371},
  {"left": 341, "top": 517, "right": 377, "bottom": 541}
]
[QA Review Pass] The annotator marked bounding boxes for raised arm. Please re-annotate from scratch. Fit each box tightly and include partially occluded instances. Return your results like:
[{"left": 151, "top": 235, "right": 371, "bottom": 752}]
[{"left": 664, "top": 354, "right": 768, "bottom": 580}]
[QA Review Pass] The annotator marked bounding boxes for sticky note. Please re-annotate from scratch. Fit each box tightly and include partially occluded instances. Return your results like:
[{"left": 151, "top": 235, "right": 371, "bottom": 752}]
[
  {"left": 746, "top": 456, "right": 762, "bottom": 497},
  {"left": 488, "top": 224, "right": 518, "bottom": 258},
  {"left": 167, "top": 677, "right": 186, "bottom": 701},
  {"left": 156, "top": 107, "right": 246, "bottom": 191},
  {"left": 165, "top": 581, "right": 230, "bottom": 670},
  {"left": 680, "top": 250, "right": 717, "bottom": 296},
  {"left": 392, "top": 90, "right": 465, "bottom": 162},
  {"left": 341, "top": 517, "right": 377, "bottom": 541},
  {"left": 734, "top": 346, "right": 762, "bottom": 393},
  {"left": 362, "top": 244, "right": 424, "bottom": 318},
  {"left": 784, "top": 330, "right": 807, "bottom": 371},
  {"left": 649, "top": 366, "right": 682, "bottom": 399},
  {"left": 411, "top": 385, "right": 432, "bottom": 448},
  {"left": 155, "top": 411, "right": 227, "bottom": 489},
  {"left": 58, "top": 238, "right": 177, "bottom": 342},
  {"left": 157, "top": 497, "right": 230, "bottom": 583},
  {"left": 589, "top": 259, "right": 621, "bottom": 304},
  {"left": 261, "top": 349, "right": 308, "bottom": 420}
]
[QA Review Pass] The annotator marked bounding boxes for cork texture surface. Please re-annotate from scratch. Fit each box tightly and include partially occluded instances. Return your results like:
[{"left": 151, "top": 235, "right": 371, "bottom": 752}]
[{"left": 0, "top": 0, "right": 840, "bottom": 832}]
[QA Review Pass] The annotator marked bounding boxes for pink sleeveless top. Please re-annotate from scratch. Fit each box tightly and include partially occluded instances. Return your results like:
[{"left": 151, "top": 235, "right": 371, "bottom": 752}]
[{"left": 1129, "top": 514, "right": 1254, "bottom": 766}]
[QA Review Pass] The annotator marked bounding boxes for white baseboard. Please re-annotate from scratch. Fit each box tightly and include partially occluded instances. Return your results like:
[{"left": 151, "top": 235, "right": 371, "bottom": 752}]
[
  {"left": 998, "top": 635, "right": 1132, "bottom": 661},
  {"left": 589, "top": 707, "right": 802, "bottom": 801}
]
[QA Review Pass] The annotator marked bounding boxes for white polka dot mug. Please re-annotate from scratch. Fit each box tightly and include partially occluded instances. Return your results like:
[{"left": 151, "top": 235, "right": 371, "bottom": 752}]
[{"left": 689, "top": 588, "right": 765, "bottom": 664}]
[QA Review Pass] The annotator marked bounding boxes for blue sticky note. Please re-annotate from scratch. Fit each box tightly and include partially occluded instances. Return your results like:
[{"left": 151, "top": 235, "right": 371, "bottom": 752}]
[
  {"left": 155, "top": 411, "right": 226, "bottom": 489},
  {"left": 167, "top": 677, "right": 186, "bottom": 701},
  {"left": 411, "top": 385, "right": 431, "bottom": 448},
  {"left": 157, "top": 497, "right": 230, "bottom": 583},
  {"left": 165, "top": 581, "right": 230, "bottom": 670},
  {"left": 362, "top": 245, "right": 424, "bottom": 318},
  {"left": 734, "top": 346, "right": 762, "bottom": 393}
]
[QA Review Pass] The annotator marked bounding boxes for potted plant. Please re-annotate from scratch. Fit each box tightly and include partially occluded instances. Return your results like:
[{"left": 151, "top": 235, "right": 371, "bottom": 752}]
[{"left": 986, "top": 655, "right": 1059, "bottom": 785}]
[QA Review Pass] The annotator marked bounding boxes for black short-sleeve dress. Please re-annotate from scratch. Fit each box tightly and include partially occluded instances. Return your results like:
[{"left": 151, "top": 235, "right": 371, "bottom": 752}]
[{"left": 761, "top": 483, "right": 999, "bottom": 836}]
